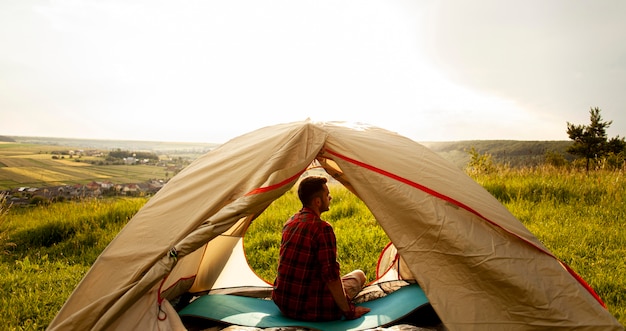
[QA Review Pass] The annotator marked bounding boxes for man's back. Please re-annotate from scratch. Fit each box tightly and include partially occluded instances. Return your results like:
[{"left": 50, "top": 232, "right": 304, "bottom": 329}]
[{"left": 272, "top": 207, "right": 342, "bottom": 321}]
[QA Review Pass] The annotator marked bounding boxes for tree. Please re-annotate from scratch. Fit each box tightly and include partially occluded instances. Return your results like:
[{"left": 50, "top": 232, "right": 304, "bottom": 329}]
[
  {"left": 544, "top": 150, "right": 568, "bottom": 167},
  {"left": 606, "top": 135, "right": 626, "bottom": 155},
  {"left": 465, "top": 146, "right": 497, "bottom": 175},
  {"left": 566, "top": 107, "right": 625, "bottom": 171}
]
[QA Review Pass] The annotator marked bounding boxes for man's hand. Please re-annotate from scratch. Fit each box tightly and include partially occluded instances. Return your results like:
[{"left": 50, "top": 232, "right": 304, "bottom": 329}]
[
  {"left": 351, "top": 306, "right": 371, "bottom": 319},
  {"left": 343, "top": 304, "right": 371, "bottom": 320},
  {"left": 327, "top": 278, "right": 371, "bottom": 320}
]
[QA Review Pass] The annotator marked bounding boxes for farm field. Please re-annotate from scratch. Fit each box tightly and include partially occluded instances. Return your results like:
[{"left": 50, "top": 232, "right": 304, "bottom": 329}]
[
  {"left": 0, "top": 165, "right": 624, "bottom": 330},
  {"left": 0, "top": 140, "right": 190, "bottom": 190}
]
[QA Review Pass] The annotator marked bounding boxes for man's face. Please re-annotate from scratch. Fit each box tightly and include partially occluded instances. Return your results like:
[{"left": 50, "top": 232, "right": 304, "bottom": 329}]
[{"left": 319, "top": 184, "right": 332, "bottom": 213}]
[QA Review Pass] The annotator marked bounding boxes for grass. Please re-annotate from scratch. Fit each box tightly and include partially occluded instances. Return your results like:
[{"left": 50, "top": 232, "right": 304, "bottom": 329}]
[
  {"left": 472, "top": 166, "right": 626, "bottom": 321},
  {"left": 0, "top": 196, "right": 146, "bottom": 330},
  {"left": 0, "top": 166, "right": 624, "bottom": 330}
]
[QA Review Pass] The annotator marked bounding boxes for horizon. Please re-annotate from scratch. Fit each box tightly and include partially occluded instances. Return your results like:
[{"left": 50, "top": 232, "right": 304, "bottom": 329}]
[{"left": 2, "top": 133, "right": 573, "bottom": 145}]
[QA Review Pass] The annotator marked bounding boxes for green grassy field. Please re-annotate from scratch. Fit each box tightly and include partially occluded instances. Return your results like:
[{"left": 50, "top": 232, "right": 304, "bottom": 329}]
[{"left": 0, "top": 166, "right": 624, "bottom": 330}]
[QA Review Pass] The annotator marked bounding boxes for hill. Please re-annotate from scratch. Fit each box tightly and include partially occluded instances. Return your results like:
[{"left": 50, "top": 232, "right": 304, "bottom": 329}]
[
  {"left": 6, "top": 136, "right": 218, "bottom": 156},
  {"left": 0, "top": 136, "right": 16, "bottom": 143},
  {"left": 422, "top": 140, "right": 573, "bottom": 169}
]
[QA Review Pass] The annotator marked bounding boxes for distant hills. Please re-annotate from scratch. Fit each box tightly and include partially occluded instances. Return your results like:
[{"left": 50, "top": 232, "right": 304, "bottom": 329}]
[
  {"left": 0, "top": 136, "right": 16, "bottom": 143},
  {"left": 5, "top": 135, "right": 573, "bottom": 169},
  {"left": 422, "top": 140, "right": 573, "bottom": 169},
  {"left": 6, "top": 136, "right": 219, "bottom": 159}
]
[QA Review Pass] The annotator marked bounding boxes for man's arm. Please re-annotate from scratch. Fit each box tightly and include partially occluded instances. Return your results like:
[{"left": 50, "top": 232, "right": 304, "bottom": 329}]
[{"left": 327, "top": 278, "right": 370, "bottom": 319}]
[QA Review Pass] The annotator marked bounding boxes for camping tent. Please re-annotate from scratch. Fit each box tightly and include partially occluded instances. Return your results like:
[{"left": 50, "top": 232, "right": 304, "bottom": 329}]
[{"left": 47, "top": 121, "right": 622, "bottom": 331}]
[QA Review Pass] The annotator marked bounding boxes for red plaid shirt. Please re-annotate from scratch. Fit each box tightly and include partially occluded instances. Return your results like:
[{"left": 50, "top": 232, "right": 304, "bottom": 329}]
[{"left": 272, "top": 207, "right": 343, "bottom": 321}]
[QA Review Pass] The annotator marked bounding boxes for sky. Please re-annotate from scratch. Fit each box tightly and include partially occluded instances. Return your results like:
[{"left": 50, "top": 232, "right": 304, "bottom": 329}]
[{"left": 1, "top": 0, "right": 625, "bottom": 144}]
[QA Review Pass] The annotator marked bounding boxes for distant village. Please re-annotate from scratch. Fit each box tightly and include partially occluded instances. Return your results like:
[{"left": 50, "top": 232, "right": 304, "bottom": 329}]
[
  {"left": 0, "top": 147, "right": 186, "bottom": 207},
  {"left": 1, "top": 179, "right": 167, "bottom": 207}
]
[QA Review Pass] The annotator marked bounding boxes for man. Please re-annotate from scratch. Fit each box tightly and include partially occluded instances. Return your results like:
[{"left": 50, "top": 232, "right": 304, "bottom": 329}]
[{"left": 272, "top": 176, "right": 371, "bottom": 321}]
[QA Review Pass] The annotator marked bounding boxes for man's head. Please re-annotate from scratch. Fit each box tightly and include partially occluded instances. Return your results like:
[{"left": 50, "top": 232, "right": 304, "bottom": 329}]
[{"left": 298, "top": 176, "right": 332, "bottom": 214}]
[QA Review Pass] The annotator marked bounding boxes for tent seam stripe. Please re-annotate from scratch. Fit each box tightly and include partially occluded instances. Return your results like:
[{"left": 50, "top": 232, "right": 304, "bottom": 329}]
[
  {"left": 325, "top": 148, "right": 495, "bottom": 229},
  {"left": 244, "top": 169, "right": 306, "bottom": 196}
]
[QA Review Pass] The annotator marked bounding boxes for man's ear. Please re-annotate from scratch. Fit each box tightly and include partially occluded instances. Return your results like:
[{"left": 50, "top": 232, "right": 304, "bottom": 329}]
[{"left": 313, "top": 196, "right": 322, "bottom": 207}]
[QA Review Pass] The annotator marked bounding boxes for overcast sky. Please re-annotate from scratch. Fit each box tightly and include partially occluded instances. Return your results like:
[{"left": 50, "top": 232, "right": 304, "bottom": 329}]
[{"left": 1, "top": 0, "right": 624, "bottom": 143}]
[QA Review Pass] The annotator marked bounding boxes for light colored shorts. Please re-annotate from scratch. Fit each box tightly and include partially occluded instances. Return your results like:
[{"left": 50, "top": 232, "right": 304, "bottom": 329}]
[{"left": 342, "top": 269, "right": 367, "bottom": 299}]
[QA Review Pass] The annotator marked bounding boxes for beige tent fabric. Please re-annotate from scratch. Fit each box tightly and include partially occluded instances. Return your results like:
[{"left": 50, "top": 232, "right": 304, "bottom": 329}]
[
  {"left": 189, "top": 236, "right": 271, "bottom": 293},
  {"left": 47, "top": 121, "right": 622, "bottom": 331},
  {"left": 375, "top": 243, "right": 415, "bottom": 282},
  {"left": 48, "top": 122, "right": 325, "bottom": 331}
]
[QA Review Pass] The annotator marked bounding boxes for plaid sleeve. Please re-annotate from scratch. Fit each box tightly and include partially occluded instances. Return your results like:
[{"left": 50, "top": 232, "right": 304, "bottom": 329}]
[{"left": 317, "top": 221, "right": 341, "bottom": 283}]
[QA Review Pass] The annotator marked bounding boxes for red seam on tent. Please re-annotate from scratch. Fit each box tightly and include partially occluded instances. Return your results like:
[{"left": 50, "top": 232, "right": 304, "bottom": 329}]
[
  {"left": 561, "top": 261, "right": 607, "bottom": 308},
  {"left": 244, "top": 170, "right": 306, "bottom": 196},
  {"left": 375, "top": 242, "right": 396, "bottom": 279},
  {"left": 160, "top": 275, "right": 198, "bottom": 297},
  {"left": 157, "top": 276, "right": 168, "bottom": 305},
  {"left": 325, "top": 149, "right": 496, "bottom": 227},
  {"left": 325, "top": 148, "right": 608, "bottom": 308}
]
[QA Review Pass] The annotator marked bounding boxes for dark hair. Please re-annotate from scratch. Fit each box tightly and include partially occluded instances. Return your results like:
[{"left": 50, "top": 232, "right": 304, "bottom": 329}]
[{"left": 298, "top": 176, "right": 328, "bottom": 206}]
